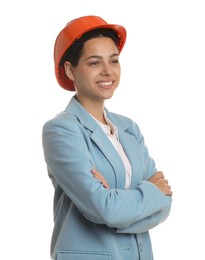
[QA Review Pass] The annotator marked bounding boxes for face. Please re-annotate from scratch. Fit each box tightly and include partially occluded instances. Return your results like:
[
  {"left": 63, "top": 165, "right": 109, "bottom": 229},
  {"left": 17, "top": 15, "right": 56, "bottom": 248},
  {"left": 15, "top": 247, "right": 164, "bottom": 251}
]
[{"left": 65, "top": 37, "right": 121, "bottom": 106}]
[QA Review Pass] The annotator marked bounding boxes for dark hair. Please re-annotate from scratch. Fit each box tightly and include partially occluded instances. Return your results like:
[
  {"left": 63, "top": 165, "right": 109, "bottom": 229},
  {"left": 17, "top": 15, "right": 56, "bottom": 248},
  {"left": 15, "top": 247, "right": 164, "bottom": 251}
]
[{"left": 60, "top": 28, "right": 120, "bottom": 67}]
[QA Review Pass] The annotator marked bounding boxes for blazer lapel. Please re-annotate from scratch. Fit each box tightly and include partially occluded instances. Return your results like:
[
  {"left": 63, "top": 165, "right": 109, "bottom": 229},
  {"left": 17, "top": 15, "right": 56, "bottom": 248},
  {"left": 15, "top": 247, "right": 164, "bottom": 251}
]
[
  {"left": 117, "top": 129, "right": 140, "bottom": 187},
  {"left": 89, "top": 127, "right": 126, "bottom": 188},
  {"left": 106, "top": 109, "right": 141, "bottom": 187},
  {"left": 65, "top": 97, "right": 126, "bottom": 189}
]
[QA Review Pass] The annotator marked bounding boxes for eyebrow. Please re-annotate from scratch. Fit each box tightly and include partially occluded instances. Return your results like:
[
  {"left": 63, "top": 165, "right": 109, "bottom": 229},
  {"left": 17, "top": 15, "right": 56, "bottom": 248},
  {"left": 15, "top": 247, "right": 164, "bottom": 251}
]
[{"left": 85, "top": 53, "right": 119, "bottom": 61}]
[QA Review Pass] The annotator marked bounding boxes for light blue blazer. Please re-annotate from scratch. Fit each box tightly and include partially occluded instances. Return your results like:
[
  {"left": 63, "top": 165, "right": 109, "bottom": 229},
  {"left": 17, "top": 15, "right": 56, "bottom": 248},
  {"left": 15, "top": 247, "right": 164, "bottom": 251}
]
[{"left": 42, "top": 96, "right": 172, "bottom": 260}]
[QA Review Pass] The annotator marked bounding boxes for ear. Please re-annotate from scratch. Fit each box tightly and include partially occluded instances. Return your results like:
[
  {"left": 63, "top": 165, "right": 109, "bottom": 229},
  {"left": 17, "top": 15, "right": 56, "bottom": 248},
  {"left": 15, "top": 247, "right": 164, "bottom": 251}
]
[{"left": 64, "top": 61, "right": 75, "bottom": 81}]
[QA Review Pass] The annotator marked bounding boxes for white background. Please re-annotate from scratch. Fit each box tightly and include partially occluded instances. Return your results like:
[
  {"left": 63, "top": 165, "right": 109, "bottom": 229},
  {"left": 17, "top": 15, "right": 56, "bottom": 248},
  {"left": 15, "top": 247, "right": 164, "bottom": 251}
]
[{"left": 1, "top": 0, "right": 205, "bottom": 259}]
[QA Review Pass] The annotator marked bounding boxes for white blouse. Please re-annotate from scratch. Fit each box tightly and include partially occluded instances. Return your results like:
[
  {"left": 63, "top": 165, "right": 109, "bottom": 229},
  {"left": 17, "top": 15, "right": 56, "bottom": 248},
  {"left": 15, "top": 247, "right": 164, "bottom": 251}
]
[{"left": 93, "top": 114, "right": 132, "bottom": 189}]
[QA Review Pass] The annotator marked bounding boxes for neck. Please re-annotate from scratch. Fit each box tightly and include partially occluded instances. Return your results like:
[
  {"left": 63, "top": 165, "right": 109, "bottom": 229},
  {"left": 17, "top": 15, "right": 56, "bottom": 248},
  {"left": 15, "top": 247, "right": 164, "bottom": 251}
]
[{"left": 75, "top": 95, "right": 106, "bottom": 124}]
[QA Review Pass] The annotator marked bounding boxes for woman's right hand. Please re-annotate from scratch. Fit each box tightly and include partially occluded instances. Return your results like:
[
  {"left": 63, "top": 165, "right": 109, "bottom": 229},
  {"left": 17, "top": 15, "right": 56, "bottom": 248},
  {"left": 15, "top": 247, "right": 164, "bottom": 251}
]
[
  {"left": 148, "top": 171, "right": 172, "bottom": 197},
  {"left": 91, "top": 168, "right": 110, "bottom": 189}
]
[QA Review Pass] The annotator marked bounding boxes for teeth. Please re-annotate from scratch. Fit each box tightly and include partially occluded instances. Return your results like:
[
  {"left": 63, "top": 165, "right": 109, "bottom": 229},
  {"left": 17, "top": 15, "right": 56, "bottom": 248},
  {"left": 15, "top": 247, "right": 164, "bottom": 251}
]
[{"left": 99, "top": 81, "right": 112, "bottom": 85}]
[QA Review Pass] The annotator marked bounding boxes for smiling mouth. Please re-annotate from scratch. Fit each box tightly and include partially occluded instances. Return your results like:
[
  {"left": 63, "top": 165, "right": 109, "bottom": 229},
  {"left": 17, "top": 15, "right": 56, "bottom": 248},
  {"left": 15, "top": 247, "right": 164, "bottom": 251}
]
[{"left": 97, "top": 81, "right": 114, "bottom": 88}]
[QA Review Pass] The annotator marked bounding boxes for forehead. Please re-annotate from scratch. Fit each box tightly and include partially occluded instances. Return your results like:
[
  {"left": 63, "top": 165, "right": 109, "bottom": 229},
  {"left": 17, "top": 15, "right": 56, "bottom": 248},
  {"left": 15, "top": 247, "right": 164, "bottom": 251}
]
[{"left": 82, "top": 37, "right": 119, "bottom": 56}]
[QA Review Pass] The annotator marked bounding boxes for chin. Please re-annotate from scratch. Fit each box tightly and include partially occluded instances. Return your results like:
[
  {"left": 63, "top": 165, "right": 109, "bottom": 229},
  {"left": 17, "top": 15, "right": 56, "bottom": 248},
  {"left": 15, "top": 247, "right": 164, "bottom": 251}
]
[{"left": 103, "top": 93, "right": 115, "bottom": 100}]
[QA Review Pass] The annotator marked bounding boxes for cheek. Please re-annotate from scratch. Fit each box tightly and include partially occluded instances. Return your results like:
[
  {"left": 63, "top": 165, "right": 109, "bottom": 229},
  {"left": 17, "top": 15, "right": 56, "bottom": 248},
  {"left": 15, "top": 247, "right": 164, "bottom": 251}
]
[
  {"left": 118, "top": 64, "right": 121, "bottom": 73},
  {"left": 73, "top": 68, "right": 86, "bottom": 82},
  {"left": 113, "top": 63, "right": 121, "bottom": 74},
  {"left": 115, "top": 67, "right": 121, "bottom": 79},
  {"left": 76, "top": 67, "right": 94, "bottom": 78},
  {"left": 84, "top": 69, "right": 100, "bottom": 81},
  {"left": 74, "top": 69, "right": 95, "bottom": 88}
]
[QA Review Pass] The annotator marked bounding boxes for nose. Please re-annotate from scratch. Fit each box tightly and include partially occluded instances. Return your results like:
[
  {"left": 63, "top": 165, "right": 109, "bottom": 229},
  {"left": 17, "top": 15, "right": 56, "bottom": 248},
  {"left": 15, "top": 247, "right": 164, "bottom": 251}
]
[{"left": 100, "top": 62, "right": 111, "bottom": 76}]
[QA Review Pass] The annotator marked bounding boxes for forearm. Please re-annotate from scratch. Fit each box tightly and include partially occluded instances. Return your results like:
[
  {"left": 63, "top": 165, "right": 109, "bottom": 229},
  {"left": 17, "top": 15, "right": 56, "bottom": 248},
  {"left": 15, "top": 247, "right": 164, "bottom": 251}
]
[{"left": 116, "top": 196, "right": 172, "bottom": 234}]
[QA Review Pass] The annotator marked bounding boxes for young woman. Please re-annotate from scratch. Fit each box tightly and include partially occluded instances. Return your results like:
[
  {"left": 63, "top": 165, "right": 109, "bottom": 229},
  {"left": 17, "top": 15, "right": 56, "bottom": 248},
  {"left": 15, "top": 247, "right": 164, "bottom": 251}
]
[{"left": 42, "top": 15, "right": 172, "bottom": 260}]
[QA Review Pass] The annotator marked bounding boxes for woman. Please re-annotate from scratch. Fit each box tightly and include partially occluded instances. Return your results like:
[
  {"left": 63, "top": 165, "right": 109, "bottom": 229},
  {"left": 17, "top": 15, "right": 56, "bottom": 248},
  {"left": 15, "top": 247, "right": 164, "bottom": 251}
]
[{"left": 42, "top": 15, "right": 172, "bottom": 260}]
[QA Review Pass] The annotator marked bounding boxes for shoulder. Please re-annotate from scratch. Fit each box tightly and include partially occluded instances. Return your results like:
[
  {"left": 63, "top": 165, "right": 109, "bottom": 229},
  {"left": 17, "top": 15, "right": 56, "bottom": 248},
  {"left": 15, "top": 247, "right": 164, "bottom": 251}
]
[{"left": 42, "top": 111, "right": 80, "bottom": 135}]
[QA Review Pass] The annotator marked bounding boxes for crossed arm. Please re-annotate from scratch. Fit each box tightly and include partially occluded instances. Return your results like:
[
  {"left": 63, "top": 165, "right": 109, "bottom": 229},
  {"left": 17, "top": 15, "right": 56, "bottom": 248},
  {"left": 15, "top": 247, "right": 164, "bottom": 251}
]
[
  {"left": 43, "top": 117, "right": 172, "bottom": 232},
  {"left": 91, "top": 168, "right": 172, "bottom": 234},
  {"left": 92, "top": 169, "right": 173, "bottom": 197}
]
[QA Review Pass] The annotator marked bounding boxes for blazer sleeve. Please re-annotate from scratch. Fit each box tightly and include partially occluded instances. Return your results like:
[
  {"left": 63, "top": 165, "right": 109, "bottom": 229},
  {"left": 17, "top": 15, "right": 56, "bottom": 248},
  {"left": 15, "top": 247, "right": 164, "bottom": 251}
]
[
  {"left": 42, "top": 115, "right": 171, "bottom": 229},
  {"left": 116, "top": 194, "right": 172, "bottom": 234}
]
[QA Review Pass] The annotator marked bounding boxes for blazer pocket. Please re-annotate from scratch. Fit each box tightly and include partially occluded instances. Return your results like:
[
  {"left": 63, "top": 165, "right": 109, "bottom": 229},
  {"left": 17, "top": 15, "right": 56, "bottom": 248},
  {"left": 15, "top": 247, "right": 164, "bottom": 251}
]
[{"left": 56, "top": 250, "right": 112, "bottom": 260}]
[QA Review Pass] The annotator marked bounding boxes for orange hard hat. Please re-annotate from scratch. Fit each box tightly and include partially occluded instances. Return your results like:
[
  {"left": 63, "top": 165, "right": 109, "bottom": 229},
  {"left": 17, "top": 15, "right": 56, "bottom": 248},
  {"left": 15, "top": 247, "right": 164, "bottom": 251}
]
[{"left": 54, "top": 15, "right": 127, "bottom": 91}]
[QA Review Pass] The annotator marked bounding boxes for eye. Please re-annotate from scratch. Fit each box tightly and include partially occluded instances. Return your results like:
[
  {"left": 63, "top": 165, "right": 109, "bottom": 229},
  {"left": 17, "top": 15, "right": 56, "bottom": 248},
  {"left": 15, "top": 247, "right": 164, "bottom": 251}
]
[
  {"left": 111, "top": 59, "right": 119, "bottom": 64},
  {"left": 88, "top": 60, "right": 101, "bottom": 66}
]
